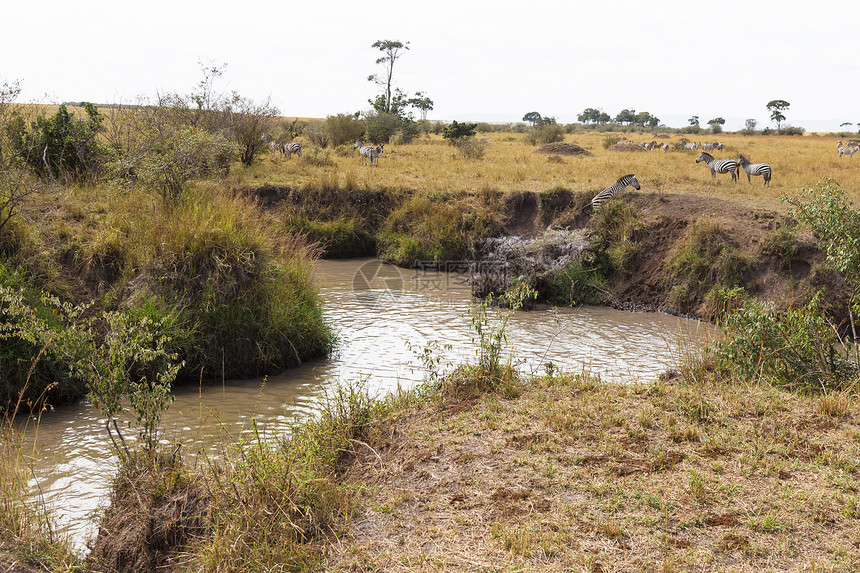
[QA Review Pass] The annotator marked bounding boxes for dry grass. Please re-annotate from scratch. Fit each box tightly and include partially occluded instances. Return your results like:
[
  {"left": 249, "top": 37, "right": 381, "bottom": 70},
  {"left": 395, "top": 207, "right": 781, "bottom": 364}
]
[
  {"left": 241, "top": 132, "right": 860, "bottom": 212},
  {"left": 325, "top": 372, "right": 860, "bottom": 572}
]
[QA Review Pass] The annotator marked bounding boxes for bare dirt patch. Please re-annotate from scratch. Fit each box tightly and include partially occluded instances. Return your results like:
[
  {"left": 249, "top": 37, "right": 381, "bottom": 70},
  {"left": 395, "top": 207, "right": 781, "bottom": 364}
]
[
  {"left": 607, "top": 142, "right": 647, "bottom": 152},
  {"left": 535, "top": 143, "right": 593, "bottom": 156}
]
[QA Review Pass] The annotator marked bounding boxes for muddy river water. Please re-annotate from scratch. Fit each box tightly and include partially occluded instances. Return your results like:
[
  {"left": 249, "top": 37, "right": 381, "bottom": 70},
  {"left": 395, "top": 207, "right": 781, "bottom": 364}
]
[{"left": 22, "top": 258, "right": 716, "bottom": 547}]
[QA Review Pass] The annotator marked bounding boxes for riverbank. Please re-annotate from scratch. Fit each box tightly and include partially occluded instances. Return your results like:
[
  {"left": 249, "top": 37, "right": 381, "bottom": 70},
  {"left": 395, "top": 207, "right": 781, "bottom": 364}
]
[
  {"left": 323, "top": 369, "right": 860, "bottom": 571},
  {"left": 65, "top": 358, "right": 860, "bottom": 572}
]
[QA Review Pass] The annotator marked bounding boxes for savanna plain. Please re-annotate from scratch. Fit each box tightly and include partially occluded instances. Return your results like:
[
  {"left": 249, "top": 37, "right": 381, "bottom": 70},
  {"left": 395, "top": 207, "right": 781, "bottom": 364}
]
[{"left": 1, "top": 106, "right": 859, "bottom": 573}]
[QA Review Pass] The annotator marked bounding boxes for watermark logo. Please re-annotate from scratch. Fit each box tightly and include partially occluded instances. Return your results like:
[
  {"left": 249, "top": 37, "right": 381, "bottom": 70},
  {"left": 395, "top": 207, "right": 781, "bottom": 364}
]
[
  {"left": 351, "top": 260, "right": 510, "bottom": 309},
  {"left": 352, "top": 260, "right": 404, "bottom": 307}
]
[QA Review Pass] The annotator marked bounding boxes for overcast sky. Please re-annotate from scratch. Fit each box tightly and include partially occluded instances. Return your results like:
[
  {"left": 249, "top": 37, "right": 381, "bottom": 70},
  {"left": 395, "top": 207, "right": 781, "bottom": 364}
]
[{"left": 4, "top": 0, "right": 857, "bottom": 132}]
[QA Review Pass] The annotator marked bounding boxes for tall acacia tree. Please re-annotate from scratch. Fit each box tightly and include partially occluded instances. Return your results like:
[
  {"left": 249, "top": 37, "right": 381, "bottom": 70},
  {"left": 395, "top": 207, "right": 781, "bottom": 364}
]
[
  {"left": 368, "top": 40, "right": 410, "bottom": 114},
  {"left": 767, "top": 100, "right": 790, "bottom": 131}
]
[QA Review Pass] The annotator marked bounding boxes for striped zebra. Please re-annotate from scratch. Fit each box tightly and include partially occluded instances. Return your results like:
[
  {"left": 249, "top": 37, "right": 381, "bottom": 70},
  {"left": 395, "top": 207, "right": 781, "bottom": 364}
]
[
  {"left": 590, "top": 174, "right": 641, "bottom": 208},
  {"left": 283, "top": 141, "right": 303, "bottom": 159},
  {"left": 682, "top": 142, "right": 699, "bottom": 151},
  {"left": 696, "top": 151, "right": 738, "bottom": 182},
  {"left": 737, "top": 154, "right": 772, "bottom": 186},
  {"left": 354, "top": 140, "right": 384, "bottom": 166},
  {"left": 838, "top": 141, "right": 859, "bottom": 158},
  {"left": 260, "top": 133, "right": 280, "bottom": 155},
  {"left": 368, "top": 145, "right": 383, "bottom": 166}
]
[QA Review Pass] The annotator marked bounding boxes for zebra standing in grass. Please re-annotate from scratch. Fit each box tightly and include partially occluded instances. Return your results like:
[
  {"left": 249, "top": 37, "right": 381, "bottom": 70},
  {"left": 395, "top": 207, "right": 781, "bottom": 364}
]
[
  {"left": 355, "top": 140, "right": 374, "bottom": 165},
  {"left": 696, "top": 151, "right": 738, "bottom": 182},
  {"left": 737, "top": 154, "right": 772, "bottom": 186},
  {"left": 261, "top": 133, "right": 280, "bottom": 156},
  {"left": 838, "top": 141, "right": 859, "bottom": 158},
  {"left": 283, "top": 141, "right": 303, "bottom": 159},
  {"left": 354, "top": 140, "right": 383, "bottom": 166},
  {"left": 590, "top": 174, "right": 641, "bottom": 208},
  {"left": 369, "top": 144, "right": 383, "bottom": 166}
]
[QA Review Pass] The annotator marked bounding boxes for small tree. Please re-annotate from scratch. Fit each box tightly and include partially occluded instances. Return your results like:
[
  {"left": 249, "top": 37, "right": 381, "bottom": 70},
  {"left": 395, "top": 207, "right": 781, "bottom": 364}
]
[
  {"left": 785, "top": 180, "right": 860, "bottom": 375},
  {"left": 577, "top": 108, "right": 601, "bottom": 124},
  {"left": 227, "top": 95, "right": 279, "bottom": 167},
  {"left": 689, "top": 115, "right": 700, "bottom": 127},
  {"left": 407, "top": 91, "right": 434, "bottom": 121},
  {"left": 442, "top": 120, "right": 477, "bottom": 142},
  {"left": 745, "top": 118, "right": 757, "bottom": 132},
  {"left": 615, "top": 109, "right": 636, "bottom": 125},
  {"left": 368, "top": 40, "right": 410, "bottom": 115},
  {"left": 325, "top": 113, "right": 366, "bottom": 147},
  {"left": 523, "top": 111, "right": 542, "bottom": 126},
  {"left": 767, "top": 99, "right": 790, "bottom": 131},
  {"left": 22, "top": 103, "right": 105, "bottom": 181},
  {"left": 707, "top": 117, "right": 726, "bottom": 134}
]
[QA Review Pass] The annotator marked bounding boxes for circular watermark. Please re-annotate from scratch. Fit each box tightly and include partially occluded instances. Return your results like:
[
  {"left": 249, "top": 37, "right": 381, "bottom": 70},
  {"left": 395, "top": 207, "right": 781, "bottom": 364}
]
[{"left": 352, "top": 260, "right": 404, "bottom": 307}]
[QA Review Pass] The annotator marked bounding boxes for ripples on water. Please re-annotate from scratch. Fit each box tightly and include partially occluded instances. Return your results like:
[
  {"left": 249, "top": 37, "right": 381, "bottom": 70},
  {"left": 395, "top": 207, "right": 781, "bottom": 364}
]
[{"left": 21, "top": 258, "right": 716, "bottom": 547}]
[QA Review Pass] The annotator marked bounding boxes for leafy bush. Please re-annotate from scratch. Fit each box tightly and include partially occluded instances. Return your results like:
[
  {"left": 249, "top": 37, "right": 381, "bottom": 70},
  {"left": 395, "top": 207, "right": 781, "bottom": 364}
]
[
  {"left": 324, "top": 113, "right": 365, "bottom": 147},
  {"left": 442, "top": 120, "right": 477, "bottom": 142},
  {"left": 452, "top": 136, "right": 488, "bottom": 160},
  {"left": 541, "top": 261, "right": 607, "bottom": 306},
  {"left": 713, "top": 289, "right": 855, "bottom": 391},
  {"left": 760, "top": 226, "right": 799, "bottom": 270},
  {"left": 363, "top": 111, "right": 418, "bottom": 143},
  {"left": 525, "top": 123, "right": 565, "bottom": 146},
  {"left": 20, "top": 103, "right": 105, "bottom": 182}
]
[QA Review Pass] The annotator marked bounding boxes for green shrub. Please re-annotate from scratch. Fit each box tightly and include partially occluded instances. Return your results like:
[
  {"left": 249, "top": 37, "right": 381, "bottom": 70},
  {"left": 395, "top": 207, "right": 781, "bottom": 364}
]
[
  {"left": 525, "top": 123, "right": 565, "bottom": 145},
  {"left": 376, "top": 195, "right": 501, "bottom": 266},
  {"left": 452, "top": 136, "right": 488, "bottom": 160},
  {"left": 541, "top": 261, "right": 607, "bottom": 306},
  {"left": 287, "top": 215, "right": 375, "bottom": 258},
  {"left": 760, "top": 226, "right": 799, "bottom": 270},
  {"left": 0, "top": 262, "right": 84, "bottom": 407},
  {"left": 442, "top": 120, "right": 477, "bottom": 142},
  {"left": 713, "top": 288, "right": 855, "bottom": 391}
]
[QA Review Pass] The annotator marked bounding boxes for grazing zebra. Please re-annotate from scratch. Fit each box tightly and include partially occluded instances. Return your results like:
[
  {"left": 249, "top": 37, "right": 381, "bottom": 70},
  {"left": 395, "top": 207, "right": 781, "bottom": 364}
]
[
  {"left": 703, "top": 143, "right": 716, "bottom": 151},
  {"left": 696, "top": 152, "right": 738, "bottom": 181},
  {"left": 682, "top": 142, "right": 699, "bottom": 151},
  {"left": 283, "top": 141, "right": 303, "bottom": 159},
  {"left": 662, "top": 143, "right": 670, "bottom": 153},
  {"left": 737, "top": 154, "right": 772, "bottom": 186},
  {"left": 590, "top": 174, "right": 641, "bottom": 208}
]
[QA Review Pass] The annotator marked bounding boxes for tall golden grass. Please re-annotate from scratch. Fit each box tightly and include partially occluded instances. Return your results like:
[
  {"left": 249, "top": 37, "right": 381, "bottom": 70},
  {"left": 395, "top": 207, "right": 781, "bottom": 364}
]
[{"left": 247, "top": 131, "right": 860, "bottom": 210}]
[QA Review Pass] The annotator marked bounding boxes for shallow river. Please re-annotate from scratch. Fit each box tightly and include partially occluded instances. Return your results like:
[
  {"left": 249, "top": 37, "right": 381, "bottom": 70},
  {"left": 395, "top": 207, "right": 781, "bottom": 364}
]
[{"left": 21, "top": 258, "right": 715, "bottom": 548}]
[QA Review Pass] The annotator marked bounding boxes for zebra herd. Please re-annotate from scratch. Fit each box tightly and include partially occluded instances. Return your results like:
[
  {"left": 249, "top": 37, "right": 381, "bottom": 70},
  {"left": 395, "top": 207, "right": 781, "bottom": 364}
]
[
  {"left": 260, "top": 133, "right": 303, "bottom": 159},
  {"left": 591, "top": 146, "right": 775, "bottom": 208},
  {"left": 259, "top": 133, "right": 385, "bottom": 166}
]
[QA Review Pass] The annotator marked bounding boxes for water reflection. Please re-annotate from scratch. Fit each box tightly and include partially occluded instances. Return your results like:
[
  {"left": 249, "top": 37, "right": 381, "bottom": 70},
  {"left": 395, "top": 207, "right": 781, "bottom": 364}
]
[{"left": 22, "top": 258, "right": 715, "bottom": 547}]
